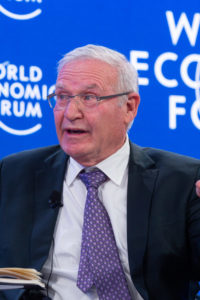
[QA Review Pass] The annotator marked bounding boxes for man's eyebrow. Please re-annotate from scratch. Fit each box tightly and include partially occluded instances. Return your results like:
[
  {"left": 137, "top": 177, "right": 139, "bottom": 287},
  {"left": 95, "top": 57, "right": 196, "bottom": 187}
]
[
  {"left": 85, "top": 84, "right": 98, "bottom": 90},
  {"left": 55, "top": 83, "right": 100, "bottom": 91},
  {"left": 55, "top": 83, "right": 65, "bottom": 90}
]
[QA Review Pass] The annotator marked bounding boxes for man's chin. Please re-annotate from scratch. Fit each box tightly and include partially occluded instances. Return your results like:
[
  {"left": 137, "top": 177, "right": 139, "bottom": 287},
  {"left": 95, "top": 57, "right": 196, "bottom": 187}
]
[
  {"left": 65, "top": 149, "right": 101, "bottom": 167},
  {"left": 62, "top": 145, "right": 90, "bottom": 161}
]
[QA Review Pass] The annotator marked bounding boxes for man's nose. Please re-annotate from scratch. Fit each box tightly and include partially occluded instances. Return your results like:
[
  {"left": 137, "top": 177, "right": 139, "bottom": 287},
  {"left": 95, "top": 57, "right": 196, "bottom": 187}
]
[{"left": 63, "top": 98, "right": 83, "bottom": 120}]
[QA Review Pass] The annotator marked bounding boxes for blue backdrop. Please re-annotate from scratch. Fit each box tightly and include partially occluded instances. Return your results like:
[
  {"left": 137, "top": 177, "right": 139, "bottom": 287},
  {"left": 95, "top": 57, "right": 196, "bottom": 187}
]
[{"left": 0, "top": 0, "right": 200, "bottom": 159}]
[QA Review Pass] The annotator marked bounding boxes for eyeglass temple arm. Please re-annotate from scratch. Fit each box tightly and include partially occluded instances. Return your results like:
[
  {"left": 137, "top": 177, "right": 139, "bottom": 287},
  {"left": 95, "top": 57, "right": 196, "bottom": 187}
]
[
  {"left": 98, "top": 91, "right": 132, "bottom": 101},
  {"left": 47, "top": 92, "right": 56, "bottom": 100}
]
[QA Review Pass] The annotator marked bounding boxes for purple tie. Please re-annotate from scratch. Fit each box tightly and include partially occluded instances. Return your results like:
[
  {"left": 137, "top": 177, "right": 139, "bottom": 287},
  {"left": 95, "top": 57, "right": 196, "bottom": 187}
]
[{"left": 77, "top": 169, "right": 132, "bottom": 300}]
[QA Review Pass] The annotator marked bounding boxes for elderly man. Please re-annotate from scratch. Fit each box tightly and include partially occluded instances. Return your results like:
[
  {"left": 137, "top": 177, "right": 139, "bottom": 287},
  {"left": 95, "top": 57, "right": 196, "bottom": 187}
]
[{"left": 0, "top": 45, "right": 200, "bottom": 300}]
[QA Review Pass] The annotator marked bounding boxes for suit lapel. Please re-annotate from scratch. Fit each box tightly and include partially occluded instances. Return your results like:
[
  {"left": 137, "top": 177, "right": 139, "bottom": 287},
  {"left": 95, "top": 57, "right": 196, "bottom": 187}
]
[
  {"left": 127, "top": 143, "right": 158, "bottom": 300},
  {"left": 30, "top": 148, "right": 68, "bottom": 269}
]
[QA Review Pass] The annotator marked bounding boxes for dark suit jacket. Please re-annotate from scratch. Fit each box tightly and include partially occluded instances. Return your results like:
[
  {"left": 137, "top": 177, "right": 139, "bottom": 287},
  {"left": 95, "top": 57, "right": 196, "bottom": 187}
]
[{"left": 0, "top": 142, "right": 200, "bottom": 300}]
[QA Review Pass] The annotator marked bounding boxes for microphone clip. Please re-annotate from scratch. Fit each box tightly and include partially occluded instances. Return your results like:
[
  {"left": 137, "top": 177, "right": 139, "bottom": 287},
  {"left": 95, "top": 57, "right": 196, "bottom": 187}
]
[{"left": 48, "top": 191, "right": 63, "bottom": 209}]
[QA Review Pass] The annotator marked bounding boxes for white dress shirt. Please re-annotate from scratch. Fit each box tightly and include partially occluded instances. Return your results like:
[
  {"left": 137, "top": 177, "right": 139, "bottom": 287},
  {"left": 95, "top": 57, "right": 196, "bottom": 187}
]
[{"left": 42, "top": 137, "right": 143, "bottom": 300}]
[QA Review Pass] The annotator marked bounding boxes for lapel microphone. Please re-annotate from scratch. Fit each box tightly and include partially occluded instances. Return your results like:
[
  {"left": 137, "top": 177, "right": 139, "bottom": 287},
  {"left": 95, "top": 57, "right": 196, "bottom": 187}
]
[{"left": 48, "top": 191, "right": 63, "bottom": 209}]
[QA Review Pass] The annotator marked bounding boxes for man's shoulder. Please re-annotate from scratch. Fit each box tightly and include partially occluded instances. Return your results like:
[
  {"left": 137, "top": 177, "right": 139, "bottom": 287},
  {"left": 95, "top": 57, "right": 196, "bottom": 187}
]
[
  {"left": 0, "top": 145, "right": 63, "bottom": 169},
  {"left": 130, "top": 142, "right": 200, "bottom": 170},
  {"left": 145, "top": 146, "right": 199, "bottom": 164}
]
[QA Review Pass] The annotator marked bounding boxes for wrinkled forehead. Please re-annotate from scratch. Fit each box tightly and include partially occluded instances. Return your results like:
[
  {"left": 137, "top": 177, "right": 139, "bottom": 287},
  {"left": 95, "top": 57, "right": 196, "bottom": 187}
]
[{"left": 56, "top": 58, "right": 119, "bottom": 92}]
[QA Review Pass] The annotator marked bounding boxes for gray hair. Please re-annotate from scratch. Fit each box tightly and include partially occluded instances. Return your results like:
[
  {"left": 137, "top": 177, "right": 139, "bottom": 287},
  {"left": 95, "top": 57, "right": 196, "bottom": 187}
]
[{"left": 57, "top": 44, "right": 139, "bottom": 94}]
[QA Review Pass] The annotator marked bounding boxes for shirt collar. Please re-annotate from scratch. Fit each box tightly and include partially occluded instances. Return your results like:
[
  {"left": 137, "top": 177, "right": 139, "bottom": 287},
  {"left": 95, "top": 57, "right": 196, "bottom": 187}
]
[{"left": 66, "top": 136, "right": 130, "bottom": 186}]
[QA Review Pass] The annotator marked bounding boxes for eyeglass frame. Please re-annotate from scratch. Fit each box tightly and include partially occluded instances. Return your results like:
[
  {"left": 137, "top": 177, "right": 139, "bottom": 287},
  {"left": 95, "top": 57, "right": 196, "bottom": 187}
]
[{"left": 47, "top": 91, "right": 132, "bottom": 109}]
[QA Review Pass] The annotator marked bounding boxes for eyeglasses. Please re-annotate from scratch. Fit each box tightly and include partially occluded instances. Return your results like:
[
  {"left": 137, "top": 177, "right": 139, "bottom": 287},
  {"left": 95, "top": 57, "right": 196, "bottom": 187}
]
[{"left": 47, "top": 91, "right": 132, "bottom": 110}]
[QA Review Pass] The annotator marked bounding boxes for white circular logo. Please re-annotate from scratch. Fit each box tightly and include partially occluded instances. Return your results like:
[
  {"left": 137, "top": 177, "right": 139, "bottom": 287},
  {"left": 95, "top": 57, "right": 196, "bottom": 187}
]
[{"left": 0, "top": 0, "right": 42, "bottom": 21}]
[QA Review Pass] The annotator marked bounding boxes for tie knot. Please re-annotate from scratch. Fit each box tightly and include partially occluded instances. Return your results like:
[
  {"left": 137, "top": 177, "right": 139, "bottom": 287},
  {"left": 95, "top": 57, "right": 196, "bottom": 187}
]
[{"left": 79, "top": 169, "right": 107, "bottom": 190}]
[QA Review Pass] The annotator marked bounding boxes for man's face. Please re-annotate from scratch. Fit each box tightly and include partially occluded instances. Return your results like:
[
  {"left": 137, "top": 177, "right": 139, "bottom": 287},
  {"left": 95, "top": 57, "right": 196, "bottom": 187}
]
[{"left": 54, "top": 58, "right": 139, "bottom": 166}]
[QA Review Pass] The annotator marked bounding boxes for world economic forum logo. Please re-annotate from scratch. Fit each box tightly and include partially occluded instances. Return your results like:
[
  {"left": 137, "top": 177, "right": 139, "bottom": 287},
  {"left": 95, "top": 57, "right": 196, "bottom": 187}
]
[
  {"left": 0, "top": 61, "right": 54, "bottom": 136},
  {"left": 130, "top": 10, "right": 200, "bottom": 130},
  {"left": 0, "top": 0, "right": 42, "bottom": 21}
]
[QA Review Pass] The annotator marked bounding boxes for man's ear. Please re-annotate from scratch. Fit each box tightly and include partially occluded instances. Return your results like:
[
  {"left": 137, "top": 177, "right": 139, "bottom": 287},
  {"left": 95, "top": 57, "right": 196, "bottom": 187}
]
[{"left": 125, "top": 92, "right": 140, "bottom": 122}]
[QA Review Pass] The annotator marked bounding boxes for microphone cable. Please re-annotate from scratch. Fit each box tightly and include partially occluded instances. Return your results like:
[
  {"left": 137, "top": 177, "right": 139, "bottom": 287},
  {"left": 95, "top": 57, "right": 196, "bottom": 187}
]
[{"left": 46, "top": 237, "right": 55, "bottom": 298}]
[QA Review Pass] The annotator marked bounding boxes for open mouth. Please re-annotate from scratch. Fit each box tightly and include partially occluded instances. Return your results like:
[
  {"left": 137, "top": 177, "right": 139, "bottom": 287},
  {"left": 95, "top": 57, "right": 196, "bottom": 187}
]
[{"left": 67, "top": 129, "right": 86, "bottom": 134}]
